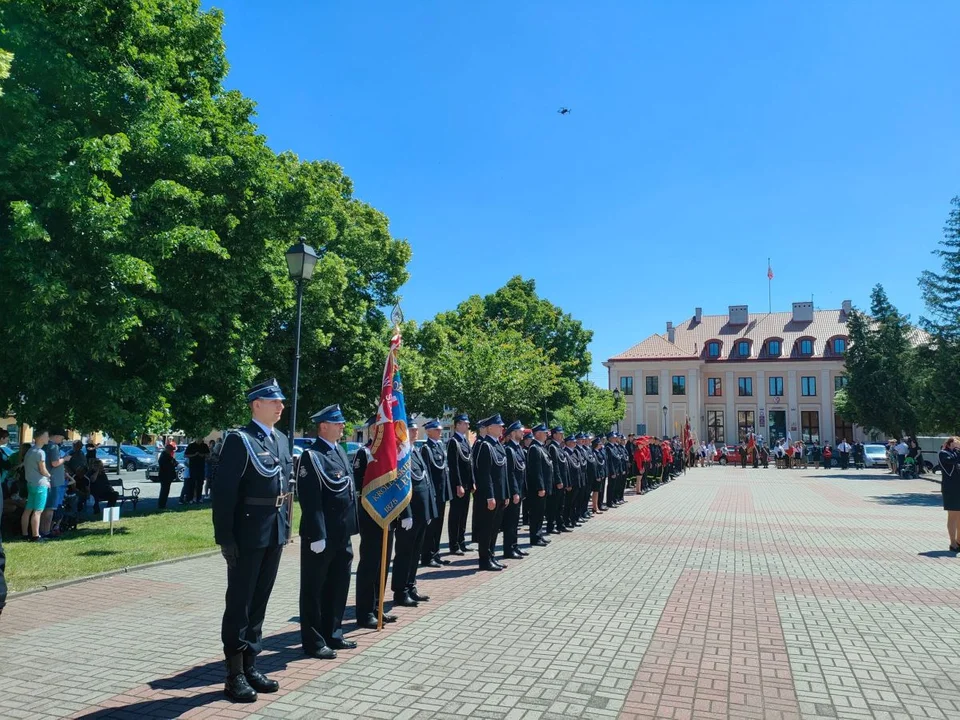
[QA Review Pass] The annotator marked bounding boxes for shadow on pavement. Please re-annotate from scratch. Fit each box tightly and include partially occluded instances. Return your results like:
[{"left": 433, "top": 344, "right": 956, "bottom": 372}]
[
  {"left": 870, "top": 493, "right": 942, "bottom": 506},
  {"left": 75, "top": 690, "right": 225, "bottom": 719},
  {"left": 816, "top": 473, "right": 905, "bottom": 481},
  {"left": 918, "top": 550, "right": 959, "bottom": 558}
]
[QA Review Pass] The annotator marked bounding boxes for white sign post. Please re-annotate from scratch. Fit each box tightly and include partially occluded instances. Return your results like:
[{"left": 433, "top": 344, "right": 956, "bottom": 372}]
[{"left": 102, "top": 506, "right": 120, "bottom": 535}]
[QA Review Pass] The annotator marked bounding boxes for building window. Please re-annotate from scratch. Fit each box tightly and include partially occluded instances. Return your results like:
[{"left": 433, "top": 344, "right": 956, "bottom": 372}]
[
  {"left": 672, "top": 375, "right": 686, "bottom": 395},
  {"left": 707, "top": 410, "right": 725, "bottom": 444},
  {"left": 620, "top": 376, "right": 633, "bottom": 395},
  {"left": 737, "top": 410, "right": 755, "bottom": 443},
  {"left": 769, "top": 376, "right": 784, "bottom": 397},
  {"left": 800, "top": 339, "right": 813, "bottom": 355},
  {"left": 707, "top": 341, "right": 720, "bottom": 358},
  {"left": 834, "top": 375, "right": 848, "bottom": 392},
  {"left": 708, "top": 378, "right": 722, "bottom": 397},
  {"left": 768, "top": 340, "right": 781, "bottom": 356},
  {"left": 801, "top": 376, "right": 816, "bottom": 396},
  {"left": 737, "top": 340, "right": 750, "bottom": 357},
  {"left": 834, "top": 415, "right": 853, "bottom": 445},
  {"left": 645, "top": 376, "right": 659, "bottom": 395},
  {"left": 833, "top": 338, "right": 846, "bottom": 354},
  {"left": 801, "top": 411, "right": 820, "bottom": 444},
  {"left": 737, "top": 377, "right": 753, "bottom": 397}
]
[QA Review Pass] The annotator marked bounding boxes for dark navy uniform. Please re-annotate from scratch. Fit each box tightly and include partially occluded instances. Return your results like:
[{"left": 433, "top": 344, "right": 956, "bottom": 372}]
[
  {"left": 546, "top": 431, "right": 569, "bottom": 533},
  {"left": 298, "top": 423, "right": 358, "bottom": 656},
  {"left": 446, "top": 415, "right": 474, "bottom": 554},
  {"left": 580, "top": 439, "right": 597, "bottom": 518},
  {"left": 392, "top": 434, "right": 438, "bottom": 602},
  {"left": 501, "top": 428, "right": 526, "bottom": 558},
  {"left": 420, "top": 424, "right": 451, "bottom": 566},
  {"left": 213, "top": 379, "right": 292, "bottom": 702},
  {"left": 605, "top": 437, "right": 619, "bottom": 507},
  {"left": 525, "top": 427, "right": 552, "bottom": 544},
  {"left": 563, "top": 441, "right": 582, "bottom": 528},
  {"left": 473, "top": 416, "right": 509, "bottom": 570}
]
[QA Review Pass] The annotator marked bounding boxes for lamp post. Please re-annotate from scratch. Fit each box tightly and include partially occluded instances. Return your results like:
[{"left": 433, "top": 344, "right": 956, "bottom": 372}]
[
  {"left": 613, "top": 387, "right": 621, "bottom": 434},
  {"left": 284, "top": 237, "right": 319, "bottom": 457},
  {"left": 662, "top": 405, "right": 668, "bottom": 438}
]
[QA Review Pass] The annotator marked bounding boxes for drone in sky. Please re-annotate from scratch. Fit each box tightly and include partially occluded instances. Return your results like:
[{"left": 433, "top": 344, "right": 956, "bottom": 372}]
[{"left": 557, "top": 107, "right": 571, "bottom": 115}]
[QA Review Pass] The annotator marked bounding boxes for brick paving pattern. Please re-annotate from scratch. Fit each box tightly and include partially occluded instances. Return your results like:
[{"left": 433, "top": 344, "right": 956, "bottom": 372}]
[{"left": 1, "top": 466, "right": 959, "bottom": 719}]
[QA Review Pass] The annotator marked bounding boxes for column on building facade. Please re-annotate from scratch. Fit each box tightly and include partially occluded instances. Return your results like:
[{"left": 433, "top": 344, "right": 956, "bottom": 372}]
[
  {"left": 787, "top": 370, "right": 798, "bottom": 439},
  {"left": 688, "top": 367, "right": 700, "bottom": 440},
  {"left": 756, "top": 369, "right": 766, "bottom": 443},
  {"left": 820, "top": 368, "right": 833, "bottom": 444},
  {"left": 659, "top": 368, "right": 670, "bottom": 436},
  {"left": 724, "top": 370, "right": 735, "bottom": 446}
]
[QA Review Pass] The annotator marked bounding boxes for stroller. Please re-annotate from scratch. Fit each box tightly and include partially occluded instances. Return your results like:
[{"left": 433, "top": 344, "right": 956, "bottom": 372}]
[
  {"left": 900, "top": 456, "right": 919, "bottom": 479},
  {"left": 53, "top": 489, "right": 81, "bottom": 534}
]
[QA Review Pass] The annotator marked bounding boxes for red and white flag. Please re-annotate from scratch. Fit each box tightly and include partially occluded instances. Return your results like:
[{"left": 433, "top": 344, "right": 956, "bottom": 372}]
[{"left": 767, "top": 263, "right": 774, "bottom": 280}]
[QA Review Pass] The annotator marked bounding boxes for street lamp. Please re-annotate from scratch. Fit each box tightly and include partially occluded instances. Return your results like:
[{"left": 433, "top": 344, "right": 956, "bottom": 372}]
[
  {"left": 662, "top": 405, "right": 668, "bottom": 438},
  {"left": 284, "top": 237, "right": 319, "bottom": 456},
  {"left": 613, "top": 387, "right": 621, "bottom": 434}
]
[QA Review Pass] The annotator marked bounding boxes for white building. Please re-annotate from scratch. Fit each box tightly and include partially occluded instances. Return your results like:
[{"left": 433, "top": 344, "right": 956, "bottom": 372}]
[{"left": 604, "top": 302, "right": 865, "bottom": 445}]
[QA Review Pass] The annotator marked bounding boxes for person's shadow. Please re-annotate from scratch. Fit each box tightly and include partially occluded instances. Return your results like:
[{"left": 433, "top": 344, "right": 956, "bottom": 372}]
[{"left": 918, "top": 550, "right": 959, "bottom": 558}]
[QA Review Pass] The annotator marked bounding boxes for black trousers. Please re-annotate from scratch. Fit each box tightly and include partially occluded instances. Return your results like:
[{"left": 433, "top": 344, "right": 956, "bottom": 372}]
[
  {"left": 157, "top": 480, "right": 172, "bottom": 509},
  {"left": 473, "top": 498, "right": 504, "bottom": 563},
  {"left": 527, "top": 493, "right": 545, "bottom": 541},
  {"left": 447, "top": 492, "right": 470, "bottom": 551},
  {"left": 221, "top": 544, "right": 283, "bottom": 657},
  {"left": 421, "top": 501, "right": 447, "bottom": 564},
  {"left": 563, "top": 488, "right": 578, "bottom": 526},
  {"left": 355, "top": 510, "right": 394, "bottom": 621},
  {"left": 393, "top": 520, "right": 429, "bottom": 595},
  {"left": 300, "top": 538, "right": 353, "bottom": 653},
  {"left": 840, "top": 452, "right": 849, "bottom": 469},
  {"left": 502, "top": 499, "right": 521, "bottom": 551}
]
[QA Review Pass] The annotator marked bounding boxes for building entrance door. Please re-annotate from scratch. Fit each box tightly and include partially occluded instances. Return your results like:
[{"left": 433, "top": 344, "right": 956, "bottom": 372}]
[{"left": 769, "top": 410, "right": 786, "bottom": 444}]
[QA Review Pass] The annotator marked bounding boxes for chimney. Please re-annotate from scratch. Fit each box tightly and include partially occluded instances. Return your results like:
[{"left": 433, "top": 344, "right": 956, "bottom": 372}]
[
  {"left": 841, "top": 299, "right": 852, "bottom": 315},
  {"left": 694, "top": 307, "right": 702, "bottom": 323},
  {"left": 728, "top": 305, "right": 748, "bottom": 325},
  {"left": 666, "top": 321, "right": 675, "bottom": 344},
  {"left": 792, "top": 301, "right": 814, "bottom": 323}
]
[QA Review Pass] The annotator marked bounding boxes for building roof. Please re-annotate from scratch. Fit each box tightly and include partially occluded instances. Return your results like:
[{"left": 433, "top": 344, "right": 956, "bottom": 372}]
[{"left": 609, "top": 309, "right": 851, "bottom": 362}]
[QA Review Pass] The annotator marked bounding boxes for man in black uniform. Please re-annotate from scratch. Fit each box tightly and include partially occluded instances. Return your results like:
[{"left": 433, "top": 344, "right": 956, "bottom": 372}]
[
  {"left": 525, "top": 423, "right": 551, "bottom": 547},
  {"left": 473, "top": 415, "right": 509, "bottom": 570},
  {"left": 546, "top": 426, "right": 569, "bottom": 533},
  {"left": 446, "top": 414, "right": 473, "bottom": 555},
  {"left": 353, "top": 418, "right": 399, "bottom": 629},
  {"left": 501, "top": 420, "right": 526, "bottom": 561},
  {"left": 579, "top": 433, "right": 597, "bottom": 520},
  {"left": 298, "top": 404, "right": 358, "bottom": 660},
  {"left": 605, "top": 433, "right": 620, "bottom": 508},
  {"left": 420, "top": 419, "right": 451, "bottom": 568},
  {"left": 564, "top": 434, "right": 584, "bottom": 529},
  {"left": 392, "top": 422, "right": 438, "bottom": 607},
  {"left": 213, "top": 379, "right": 292, "bottom": 703}
]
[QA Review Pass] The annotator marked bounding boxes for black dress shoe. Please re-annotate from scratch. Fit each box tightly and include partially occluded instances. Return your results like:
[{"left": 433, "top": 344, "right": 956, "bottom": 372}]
[
  {"left": 502, "top": 550, "right": 524, "bottom": 560},
  {"left": 461, "top": 544, "right": 474, "bottom": 552},
  {"left": 436, "top": 556, "right": 451, "bottom": 565},
  {"left": 558, "top": 526, "right": 571, "bottom": 533},
  {"left": 479, "top": 561, "right": 503, "bottom": 571},
  {"left": 450, "top": 548, "right": 465, "bottom": 556},
  {"left": 358, "top": 614, "right": 398, "bottom": 629},
  {"left": 305, "top": 646, "right": 338, "bottom": 660},
  {"left": 329, "top": 638, "right": 357, "bottom": 650},
  {"left": 244, "top": 667, "right": 279, "bottom": 694},
  {"left": 493, "top": 558, "right": 507, "bottom": 569},
  {"left": 426, "top": 559, "right": 442, "bottom": 568},
  {"left": 393, "top": 592, "right": 419, "bottom": 607},
  {"left": 514, "top": 546, "right": 529, "bottom": 556},
  {"left": 409, "top": 590, "right": 430, "bottom": 602},
  {"left": 532, "top": 538, "right": 549, "bottom": 547},
  {"left": 225, "top": 673, "right": 258, "bottom": 703}
]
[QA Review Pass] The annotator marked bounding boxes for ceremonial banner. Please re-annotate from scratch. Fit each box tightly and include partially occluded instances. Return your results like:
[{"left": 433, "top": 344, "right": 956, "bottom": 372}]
[{"left": 361, "top": 330, "right": 412, "bottom": 527}]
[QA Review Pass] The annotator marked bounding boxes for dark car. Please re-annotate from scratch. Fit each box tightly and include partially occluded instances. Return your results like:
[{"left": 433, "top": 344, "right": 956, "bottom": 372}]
[
  {"left": 145, "top": 450, "right": 186, "bottom": 482},
  {"left": 118, "top": 445, "right": 155, "bottom": 472}
]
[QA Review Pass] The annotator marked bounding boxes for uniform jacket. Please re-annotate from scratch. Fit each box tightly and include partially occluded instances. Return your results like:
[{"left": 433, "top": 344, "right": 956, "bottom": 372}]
[
  {"left": 475, "top": 436, "right": 509, "bottom": 502},
  {"left": 526, "top": 439, "right": 553, "bottom": 496},
  {"left": 595, "top": 446, "right": 607, "bottom": 480},
  {"left": 406, "top": 446, "right": 439, "bottom": 524},
  {"left": 564, "top": 446, "right": 582, "bottom": 488},
  {"left": 423, "top": 439, "right": 451, "bottom": 504},
  {"left": 548, "top": 440, "right": 570, "bottom": 489},
  {"left": 213, "top": 421, "right": 292, "bottom": 550},
  {"left": 504, "top": 440, "right": 526, "bottom": 497},
  {"left": 605, "top": 444, "right": 619, "bottom": 477},
  {"left": 298, "top": 438, "right": 358, "bottom": 543},
  {"left": 581, "top": 446, "right": 598, "bottom": 486},
  {"left": 447, "top": 433, "right": 474, "bottom": 493}
]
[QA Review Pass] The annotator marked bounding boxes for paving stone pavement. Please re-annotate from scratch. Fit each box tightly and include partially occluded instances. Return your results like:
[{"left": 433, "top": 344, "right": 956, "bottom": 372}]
[{"left": 2, "top": 466, "right": 959, "bottom": 720}]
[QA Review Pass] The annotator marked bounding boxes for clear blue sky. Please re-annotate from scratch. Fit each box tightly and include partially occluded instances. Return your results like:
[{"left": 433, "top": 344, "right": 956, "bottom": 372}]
[{"left": 211, "top": 0, "right": 960, "bottom": 385}]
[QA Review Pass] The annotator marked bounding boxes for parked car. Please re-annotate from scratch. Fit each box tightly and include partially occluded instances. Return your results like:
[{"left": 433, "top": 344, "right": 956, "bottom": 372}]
[
  {"left": 716, "top": 445, "right": 741, "bottom": 465},
  {"left": 118, "top": 444, "right": 155, "bottom": 472},
  {"left": 145, "top": 450, "right": 186, "bottom": 482},
  {"left": 862, "top": 444, "right": 889, "bottom": 468}
]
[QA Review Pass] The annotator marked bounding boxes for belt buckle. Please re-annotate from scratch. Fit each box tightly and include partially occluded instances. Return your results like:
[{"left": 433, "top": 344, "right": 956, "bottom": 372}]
[{"left": 275, "top": 493, "right": 286, "bottom": 508}]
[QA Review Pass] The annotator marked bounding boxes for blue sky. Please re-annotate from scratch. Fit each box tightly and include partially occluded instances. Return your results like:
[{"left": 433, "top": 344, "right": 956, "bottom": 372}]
[{"left": 211, "top": 0, "right": 960, "bottom": 385}]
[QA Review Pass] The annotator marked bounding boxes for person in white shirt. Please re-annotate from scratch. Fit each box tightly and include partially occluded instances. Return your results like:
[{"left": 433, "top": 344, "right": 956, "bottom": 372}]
[
  {"left": 706, "top": 442, "right": 715, "bottom": 466},
  {"left": 894, "top": 439, "right": 908, "bottom": 474},
  {"left": 836, "top": 439, "right": 851, "bottom": 469}
]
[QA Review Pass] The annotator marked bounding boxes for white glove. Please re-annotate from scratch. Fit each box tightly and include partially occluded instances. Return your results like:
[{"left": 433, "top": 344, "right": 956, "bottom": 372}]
[
  {"left": 310, "top": 539, "right": 326, "bottom": 554},
  {"left": 400, "top": 518, "right": 413, "bottom": 531}
]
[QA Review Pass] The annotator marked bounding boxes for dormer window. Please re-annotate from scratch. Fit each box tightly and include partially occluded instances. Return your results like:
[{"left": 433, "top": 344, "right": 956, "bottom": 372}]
[
  {"left": 833, "top": 338, "right": 846, "bottom": 354},
  {"left": 800, "top": 339, "right": 813, "bottom": 356},
  {"left": 737, "top": 341, "right": 750, "bottom": 357},
  {"left": 707, "top": 341, "right": 720, "bottom": 358},
  {"left": 768, "top": 340, "right": 781, "bottom": 357}
]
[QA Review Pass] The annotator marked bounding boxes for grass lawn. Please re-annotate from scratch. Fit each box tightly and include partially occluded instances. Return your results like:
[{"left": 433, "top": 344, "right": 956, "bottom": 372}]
[{"left": 3, "top": 504, "right": 302, "bottom": 593}]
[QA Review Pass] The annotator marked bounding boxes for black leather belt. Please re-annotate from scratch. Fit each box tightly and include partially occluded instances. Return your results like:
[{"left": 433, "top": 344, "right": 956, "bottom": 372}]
[{"left": 244, "top": 493, "right": 290, "bottom": 508}]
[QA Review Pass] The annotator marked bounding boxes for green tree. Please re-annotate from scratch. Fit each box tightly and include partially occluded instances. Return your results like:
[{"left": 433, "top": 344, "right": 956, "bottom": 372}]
[
  {"left": 551, "top": 382, "right": 624, "bottom": 436},
  {"left": 841, "top": 285, "right": 920, "bottom": 437},
  {"left": 0, "top": 49, "right": 11, "bottom": 96}
]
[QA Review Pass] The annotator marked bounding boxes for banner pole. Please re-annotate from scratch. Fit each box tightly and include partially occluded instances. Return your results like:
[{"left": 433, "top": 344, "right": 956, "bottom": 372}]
[{"left": 377, "top": 526, "right": 388, "bottom": 631}]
